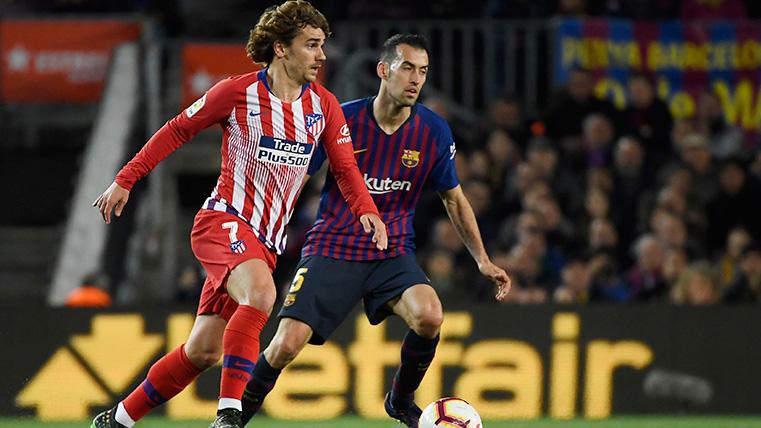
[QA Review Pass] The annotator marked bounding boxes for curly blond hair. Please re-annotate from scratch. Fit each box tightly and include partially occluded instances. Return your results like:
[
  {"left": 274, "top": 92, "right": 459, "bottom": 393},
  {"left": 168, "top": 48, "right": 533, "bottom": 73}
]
[{"left": 246, "top": 0, "right": 330, "bottom": 66}]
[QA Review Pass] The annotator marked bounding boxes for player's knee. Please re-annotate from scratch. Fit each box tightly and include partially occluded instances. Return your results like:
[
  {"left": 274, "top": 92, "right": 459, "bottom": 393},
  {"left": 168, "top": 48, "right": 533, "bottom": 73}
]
[
  {"left": 237, "top": 283, "right": 277, "bottom": 314},
  {"left": 269, "top": 336, "right": 304, "bottom": 367},
  {"left": 413, "top": 304, "right": 443, "bottom": 338}
]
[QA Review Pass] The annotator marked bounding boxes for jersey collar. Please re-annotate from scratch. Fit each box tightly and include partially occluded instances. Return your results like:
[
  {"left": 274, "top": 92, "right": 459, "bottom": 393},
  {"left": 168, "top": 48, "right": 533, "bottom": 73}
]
[{"left": 366, "top": 96, "right": 417, "bottom": 136}]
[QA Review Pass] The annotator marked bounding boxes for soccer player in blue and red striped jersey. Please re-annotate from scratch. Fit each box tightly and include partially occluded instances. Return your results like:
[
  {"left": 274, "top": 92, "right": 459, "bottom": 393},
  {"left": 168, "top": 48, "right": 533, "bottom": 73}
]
[{"left": 240, "top": 34, "right": 511, "bottom": 427}]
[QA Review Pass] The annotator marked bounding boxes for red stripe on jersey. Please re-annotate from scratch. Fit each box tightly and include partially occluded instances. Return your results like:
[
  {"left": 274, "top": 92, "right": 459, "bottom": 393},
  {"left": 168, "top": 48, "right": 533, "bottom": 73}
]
[
  {"left": 282, "top": 102, "right": 297, "bottom": 142},
  {"left": 256, "top": 81, "right": 274, "bottom": 137}
]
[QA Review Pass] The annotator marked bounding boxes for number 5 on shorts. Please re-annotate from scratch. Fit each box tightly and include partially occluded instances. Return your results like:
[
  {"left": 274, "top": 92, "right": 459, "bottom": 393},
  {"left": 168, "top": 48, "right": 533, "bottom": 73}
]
[{"left": 284, "top": 268, "right": 308, "bottom": 307}]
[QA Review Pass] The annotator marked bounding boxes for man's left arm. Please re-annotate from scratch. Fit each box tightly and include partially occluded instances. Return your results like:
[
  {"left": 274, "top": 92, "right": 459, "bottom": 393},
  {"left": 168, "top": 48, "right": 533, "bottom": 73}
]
[{"left": 439, "top": 185, "right": 511, "bottom": 300}]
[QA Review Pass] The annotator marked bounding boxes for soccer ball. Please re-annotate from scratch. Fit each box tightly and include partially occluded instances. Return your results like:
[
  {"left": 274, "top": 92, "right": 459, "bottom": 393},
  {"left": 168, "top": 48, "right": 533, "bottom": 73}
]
[{"left": 418, "top": 397, "right": 483, "bottom": 428}]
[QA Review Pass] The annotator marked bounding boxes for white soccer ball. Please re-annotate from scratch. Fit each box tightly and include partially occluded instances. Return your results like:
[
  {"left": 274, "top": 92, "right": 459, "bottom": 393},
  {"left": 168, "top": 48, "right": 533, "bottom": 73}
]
[{"left": 418, "top": 397, "right": 483, "bottom": 428}]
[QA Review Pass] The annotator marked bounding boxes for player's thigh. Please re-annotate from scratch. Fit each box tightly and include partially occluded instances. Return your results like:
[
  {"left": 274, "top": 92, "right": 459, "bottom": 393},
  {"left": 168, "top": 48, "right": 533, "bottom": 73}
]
[
  {"left": 363, "top": 255, "right": 435, "bottom": 327},
  {"left": 278, "top": 256, "right": 365, "bottom": 345},
  {"left": 389, "top": 284, "right": 443, "bottom": 330},
  {"left": 226, "top": 258, "right": 277, "bottom": 311},
  {"left": 184, "top": 314, "right": 227, "bottom": 368}
]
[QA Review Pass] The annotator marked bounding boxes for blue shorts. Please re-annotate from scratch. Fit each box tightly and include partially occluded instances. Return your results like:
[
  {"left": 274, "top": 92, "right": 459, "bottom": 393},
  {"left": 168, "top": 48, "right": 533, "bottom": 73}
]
[{"left": 278, "top": 254, "right": 430, "bottom": 345}]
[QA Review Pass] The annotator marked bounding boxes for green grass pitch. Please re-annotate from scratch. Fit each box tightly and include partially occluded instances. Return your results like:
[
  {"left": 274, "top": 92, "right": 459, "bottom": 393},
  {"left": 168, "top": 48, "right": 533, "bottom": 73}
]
[{"left": 1, "top": 416, "right": 760, "bottom": 428}]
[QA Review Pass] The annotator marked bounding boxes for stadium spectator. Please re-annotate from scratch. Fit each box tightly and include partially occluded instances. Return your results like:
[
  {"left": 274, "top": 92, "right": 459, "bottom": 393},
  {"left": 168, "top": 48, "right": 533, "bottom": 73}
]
[
  {"left": 724, "top": 242, "right": 761, "bottom": 302},
  {"left": 706, "top": 158, "right": 761, "bottom": 254},
  {"left": 587, "top": 250, "right": 628, "bottom": 302},
  {"left": 696, "top": 91, "right": 744, "bottom": 160},
  {"left": 716, "top": 226, "right": 751, "bottom": 289},
  {"left": 527, "top": 136, "right": 582, "bottom": 214},
  {"left": 672, "top": 261, "right": 720, "bottom": 305},
  {"left": 582, "top": 113, "right": 616, "bottom": 168},
  {"left": 662, "top": 246, "right": 689, "bottom": 293},
  {"left": 676, "top": 133, "right": 719, "bottom": 209},
  {"left": 424, "top": 250, "right": 457, "bottom": 296},
  {"left": 543, "top": 67, "right": 620, "bottom": 141},
  {"left": 625, "top": 73, "right": 673, "bottom": 169},
  {"left": 484, "top": 128, "right": 520, "bottom": 197},
  {"left": 553, "top": 254, "right": 591, "bottom": 304},
  {"left": 611, "top": 136, "right": 649, "bottom": 248},
  {"left": 486, "top": 95, "right": 531, "bottom": 148},
  {"left": 588, "top": 218, "right": 619, "bottom": 255},
  {"left": 626, "top": 234, "right": 667, "bottom": 301}
]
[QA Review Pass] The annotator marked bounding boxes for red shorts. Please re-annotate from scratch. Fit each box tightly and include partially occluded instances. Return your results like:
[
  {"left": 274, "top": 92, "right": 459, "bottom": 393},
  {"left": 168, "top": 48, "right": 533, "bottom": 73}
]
[{"left": 191, "top": 209, "right": 277, "bottom": 321}]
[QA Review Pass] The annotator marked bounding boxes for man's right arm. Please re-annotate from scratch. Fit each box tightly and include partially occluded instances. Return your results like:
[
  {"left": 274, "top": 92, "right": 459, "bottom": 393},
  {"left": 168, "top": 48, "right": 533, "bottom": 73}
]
[
  {"left": 116, "top": 79, "right": 235, "bottom": 190},
  {"left": 95, "top": 79, "right": 235, "bottom": 223}
]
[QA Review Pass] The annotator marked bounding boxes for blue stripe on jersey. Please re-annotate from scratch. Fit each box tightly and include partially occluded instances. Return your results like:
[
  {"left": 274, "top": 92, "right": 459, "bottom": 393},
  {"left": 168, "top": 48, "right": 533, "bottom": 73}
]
[{"left": 302, "top": 97, "right": 459, "bottom": 261}]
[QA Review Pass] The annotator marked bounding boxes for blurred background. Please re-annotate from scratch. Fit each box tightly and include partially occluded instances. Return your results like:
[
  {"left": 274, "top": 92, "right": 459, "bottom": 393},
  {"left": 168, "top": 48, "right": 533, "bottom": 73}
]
[{"left": 1, "top": 0, "right": 761, "bottom": 425}]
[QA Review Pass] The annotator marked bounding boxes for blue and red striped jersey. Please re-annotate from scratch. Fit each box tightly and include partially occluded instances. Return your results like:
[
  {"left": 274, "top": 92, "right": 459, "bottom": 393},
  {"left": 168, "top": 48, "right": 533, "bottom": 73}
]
[{"left": 302, "top": 96, "right": 459, "bottom": 260}]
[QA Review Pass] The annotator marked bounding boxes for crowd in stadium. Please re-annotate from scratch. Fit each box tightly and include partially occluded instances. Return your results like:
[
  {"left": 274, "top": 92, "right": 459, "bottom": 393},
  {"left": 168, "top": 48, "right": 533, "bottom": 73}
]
[
  {"left": 367, "top": 67, "right": 761, "bottom": 305},
  {"left": 5, "top": 0, "right": 760, "bottom": 307}
]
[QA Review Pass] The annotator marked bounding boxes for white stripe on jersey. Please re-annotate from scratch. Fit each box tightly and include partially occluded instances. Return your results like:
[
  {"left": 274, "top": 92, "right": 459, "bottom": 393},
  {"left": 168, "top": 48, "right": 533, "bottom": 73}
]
[
  {"left": 228, "top": 107, "right": 247, "bottom": 215},
  {"left": 291, "top": 98, "right": 308, "bottom": 144}
]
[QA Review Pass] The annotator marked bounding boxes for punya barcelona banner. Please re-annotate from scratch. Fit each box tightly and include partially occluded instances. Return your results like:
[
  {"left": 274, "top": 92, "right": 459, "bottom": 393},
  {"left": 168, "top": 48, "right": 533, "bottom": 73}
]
[{"left": 554, "top": 19, "right": 761, "bottom": 131}]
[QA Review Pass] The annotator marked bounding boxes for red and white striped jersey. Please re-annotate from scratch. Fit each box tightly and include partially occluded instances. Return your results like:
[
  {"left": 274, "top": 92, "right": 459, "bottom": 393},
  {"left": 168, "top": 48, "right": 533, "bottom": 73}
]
[{"left": 115, "top": 69, "right": 378, "bottom": 254}]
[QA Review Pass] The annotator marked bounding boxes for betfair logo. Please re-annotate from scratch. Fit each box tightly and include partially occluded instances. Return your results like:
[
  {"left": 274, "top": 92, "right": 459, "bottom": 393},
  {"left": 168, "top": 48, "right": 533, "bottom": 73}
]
[{"left": 16, "top": 315, "right": 163, "bottom": 420}]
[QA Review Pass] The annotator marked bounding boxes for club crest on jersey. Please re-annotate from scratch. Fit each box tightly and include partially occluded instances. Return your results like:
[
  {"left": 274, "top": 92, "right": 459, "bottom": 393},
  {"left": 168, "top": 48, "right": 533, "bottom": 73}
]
[
  {"left": 229, "top": 239, "right": 247, "bottom": 254},
  {"left": 305, "top": 113, "right": 324, "bottom": 137},
  {"left": 401, "top": 149, "right": 420, "bottom": 168}
]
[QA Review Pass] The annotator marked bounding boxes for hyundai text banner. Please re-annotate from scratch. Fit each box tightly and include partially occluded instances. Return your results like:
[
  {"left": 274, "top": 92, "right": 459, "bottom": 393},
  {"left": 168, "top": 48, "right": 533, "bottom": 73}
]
[
  {"left": 1, "top": 19, "right": 141, "bottom": 102},
  {"left": 1, "top": 305, "right": 760, "bottom": 420},
  {"left": 554, "top": 18, "right": 761, "bottom": 131}
]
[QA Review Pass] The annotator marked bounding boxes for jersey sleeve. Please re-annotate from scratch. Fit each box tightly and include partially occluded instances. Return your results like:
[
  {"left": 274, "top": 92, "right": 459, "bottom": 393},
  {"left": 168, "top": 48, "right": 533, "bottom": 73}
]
[
  {"left": 115, "top": 78, "right": 236, "bottom": 190},
  {"left": 427, "top": 121, "right": 460, "bottom": 191},
  {"left": 319, "top": 91, "right": 380, "bottom": 218},
  {"left": 307, "top": 141, "right": 327, "bottom": 176}
]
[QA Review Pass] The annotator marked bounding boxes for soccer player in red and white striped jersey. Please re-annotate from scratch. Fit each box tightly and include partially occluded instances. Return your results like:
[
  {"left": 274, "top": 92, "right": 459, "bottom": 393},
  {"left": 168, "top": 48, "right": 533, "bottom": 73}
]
[{"left": 91, "top": 2, "right": 386, "bottom": 428}]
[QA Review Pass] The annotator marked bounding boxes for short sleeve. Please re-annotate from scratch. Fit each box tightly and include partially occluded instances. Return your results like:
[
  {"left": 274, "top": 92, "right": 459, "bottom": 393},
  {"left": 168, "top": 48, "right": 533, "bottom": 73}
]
[{"left": 427, "top": 122, "right": 460, "bottom": 192}]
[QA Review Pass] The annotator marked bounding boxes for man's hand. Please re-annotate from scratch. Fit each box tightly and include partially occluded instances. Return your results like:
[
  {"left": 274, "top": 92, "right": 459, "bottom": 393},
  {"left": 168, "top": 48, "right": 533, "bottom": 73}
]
[
  {"left": 359, "top": 213, "right": 388, "bottom": 251},
  {"left": 93, "top": 181, "right": 130, "bottom": 224},
  {"left": 479, "top": 260, "right": 511, "bottom": 301}
]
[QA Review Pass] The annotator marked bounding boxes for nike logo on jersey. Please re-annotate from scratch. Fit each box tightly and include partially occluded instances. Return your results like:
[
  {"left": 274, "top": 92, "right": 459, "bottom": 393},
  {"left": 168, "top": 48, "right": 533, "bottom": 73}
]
[
  {"left": 353, "top": 148, "right": 368, "bottom": 154},
  {"left": 249, "top": 111, "right": 261, "bottom": 117}
]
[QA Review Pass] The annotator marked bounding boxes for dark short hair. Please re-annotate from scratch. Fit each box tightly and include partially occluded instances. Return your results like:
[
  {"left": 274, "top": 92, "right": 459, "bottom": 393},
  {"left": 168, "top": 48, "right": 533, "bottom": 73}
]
[{"left": 380, "top": 33, "right": 429, "bottom": 63}]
